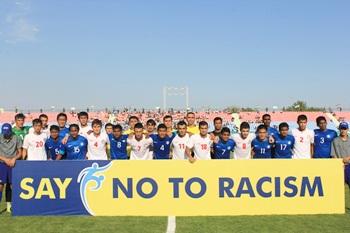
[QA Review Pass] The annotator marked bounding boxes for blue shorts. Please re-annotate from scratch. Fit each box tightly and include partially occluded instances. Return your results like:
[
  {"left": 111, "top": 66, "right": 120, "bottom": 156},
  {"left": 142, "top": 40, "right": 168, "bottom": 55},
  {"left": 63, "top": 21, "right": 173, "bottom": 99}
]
[
  {"left": 0, "top": 162, "right": 12, "bottom": 185},
  {"left": 345, "top": 165, "right": 350, "bottom": 185}
]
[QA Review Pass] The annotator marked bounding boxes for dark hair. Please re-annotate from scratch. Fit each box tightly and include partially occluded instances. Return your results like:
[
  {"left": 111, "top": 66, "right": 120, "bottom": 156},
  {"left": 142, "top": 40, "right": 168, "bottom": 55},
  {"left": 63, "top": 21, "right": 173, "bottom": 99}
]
[
  {"left": 214, "top": 117, "right": 223, "bottom": 123},
  {"left": 69, "top": 124, "right": 80, "bottom": 131},
  {"left": 39, "top": 114, "right": 48, "bottom": 119},
  {"left": 146, "top": 119, "right": 156, "bottom": 126},
  {"left": 262, "top": 114, "right": 271, "bottom": 120},
  {"left": 297, "top": 114, "right": 308, "bottom": 122},
  {"left": 163, "top": 115, "right": 173, "bottom": 121},
  {"left": 113, "top": 124, "right": 123, "bottom": 131},
  {"left": 105, "top": 123, "right": 113, "bottom": 129},
  {"left": 57, "top": 113, "right": 68, "bottom": 121},
  {"left": 157, "top": 123, "right": 167, "bottom": 131},
  {"left": 177, "top": 120, "right": 187, "bottom": 127},
  {"left": 129, "top": 116, "right": 139, "bottom": 122},
  {"left": 240, "top": 122, "right": 250, "bottom": 130},
  {"left": 78, "top": 111, "right": 89, "bottom": 119},
  {"left": 186, "top": 112, "right": 195, "bottom": 117},
  {"left": 91, "top": 119, "right": 102, "bottom": 127},
  {"left": 50, "top": 125, "right": 60, "bottom": 132},
  {"left": 279, "top": 122, "right": 289, "bottom": 131},
  {"left": 134, "top": 123, "right": 143, "bottom": 129},
  {"left": 256, "top": 124, "right": 267, "bottom": 132},
  {"left": 32, "top": 118, "right": 42, "bottom": 126},
  {"left": 199, "top": 121, "right": 208, "bottom": 128},
  {"left": 15, "top": 113, "right": 26, "bottom": 120},
  {"left": 316, "top": 116, "right": 327, "bottom": 126},
  {"left": 221, "top": 127, "right": 231, "bottom": 134}
]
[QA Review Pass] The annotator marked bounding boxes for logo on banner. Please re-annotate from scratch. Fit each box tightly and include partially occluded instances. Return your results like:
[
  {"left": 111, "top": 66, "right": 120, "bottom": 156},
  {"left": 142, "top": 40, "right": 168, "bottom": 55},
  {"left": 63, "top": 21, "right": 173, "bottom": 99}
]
[{"left": 77, "top": 162, "right": 112, "bottom": 215}]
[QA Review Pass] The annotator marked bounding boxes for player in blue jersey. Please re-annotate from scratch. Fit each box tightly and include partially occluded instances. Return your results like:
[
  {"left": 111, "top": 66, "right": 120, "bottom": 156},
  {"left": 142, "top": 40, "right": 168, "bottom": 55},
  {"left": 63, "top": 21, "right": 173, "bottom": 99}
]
[
  {"left": 45, "top": 125, "right": 65, "bottom": 160},
  {"left": 252, "top": 125, "right": 273, "bottom": 159},
  {"left": 150, "top": 124, "right": 175, "bottom": 160},
  {"left": 262, "top": 114, "right": 279, "bottom": 137},
  {"left": 109, "top": 124, "right": 128, "bottom": 160},
  {"left": 64, "top": 124, "right": 88, "bottom": 160},
  {"left": 313, "top": 116, "right": 338, "bottom": 158},
  {"left": 213, "top": 127, "right": 235, "bottom": 159},
  {"left": 273, "top": 122, "right": 295, "bottom": 159},
  {"left": 57, "top": 113, "right": 70, "bottom": 138}
]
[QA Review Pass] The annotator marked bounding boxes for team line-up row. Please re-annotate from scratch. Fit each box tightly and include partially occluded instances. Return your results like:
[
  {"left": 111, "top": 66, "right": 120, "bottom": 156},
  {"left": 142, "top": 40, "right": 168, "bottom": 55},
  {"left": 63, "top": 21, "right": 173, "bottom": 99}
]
[{"left": 1, "top": 112, "right": 350, "bottom": 164}]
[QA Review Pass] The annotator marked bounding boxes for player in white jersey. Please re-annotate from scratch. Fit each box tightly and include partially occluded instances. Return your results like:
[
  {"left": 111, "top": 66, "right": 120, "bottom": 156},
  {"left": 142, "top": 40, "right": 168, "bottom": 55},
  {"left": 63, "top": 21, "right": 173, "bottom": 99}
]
[
  {"left": 171, "top": 121, "right": 190, "bottom": 160},
  {"left": 292, "top": 114, "right": 314, "bottom": 159},
  {"left": 22, "top": 119, "right": 47, "bottom": 161},
  {"left": 29, "top": 114, "right": 50, "bottom": 138},
  {"left": 78, "top": 111, "right": 92, "bottom": 137},
  {"left": 128, "top": 123, "right": 153, "bottom": 160},
  {"left": 86, "top": 119, "right": 109, "bottom": 160},
  {"left": 232, "top": 122, "right": 255, "bottom": 159},
  {"left": 186, "top": 121, "right": 213, "bottom": 161}
]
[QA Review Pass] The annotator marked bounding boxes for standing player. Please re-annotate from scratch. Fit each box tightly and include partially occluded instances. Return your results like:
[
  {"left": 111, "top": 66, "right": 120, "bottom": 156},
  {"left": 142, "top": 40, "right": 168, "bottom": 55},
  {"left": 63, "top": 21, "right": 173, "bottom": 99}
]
[
  {"left": 251, "top": 125, "right": 273, "bottom": 159},
  {"left": 0, "top": 123, "right": 22, "bottom": 213},
  {"left": 186, "top": 112, "right": 200, "bottom": 135},
  {"left": 86, "top": 119, "right": 110, "bottom": 160},
  {"left": 128, "top": 123, "right": 153, "bottom": 160},
  {"left": 211, "top": 117, "right": 223, "bottom": 137},
  {"left": 45, "top": 125, "right": 65, "bottom": 160},
  {"left": 163, "top": 115, "right": 175, "bottom": 134},
  {"left": 109, "top": 125, "right": 128, "bottom": 160},
  {"left": 77, "top": 112, "right": 91, "bottom": 137},
  {"left": 262, "top": 114, "right": 279, "bottom": 137},
  {"left": 186, "top": 121, "right": 213, "bottom": 162},
  {"left": 124, "top": 116, "right": 139, "bottom": 135},
  {"left": 146, "top": 119, "right": 157, "bottom": 134},
  {"left": 12, "top": 113, "right": 30, "bottom": 141},
  {"left": 65, "top": 124, "right": 88, "bottom": 160},
  {"left": 22, "top": 119, "right": 47, "bottom": 161},
  {"left": 212, "top": 127, "right": 235, "bottom": 159},
  {"left": 331, "top": 122, "right": 350, "bottom": 190},
  {"left": 273, "top": 123, "right": 295, "bottom": 159},
  {"left": 105, "top": 123, "right": 113, "bottom": 135},
  {"left": 150, "top": 124, "right": 175, "bottom": 160},
  {"left": 171, "top": 121, "right": 190, "bottom": 160},
  {"left": 29, "top": 114, "right": 50, "bottom": 138},
  {"left": 57, "top": 113, "right": 70, "bottom": 138},
  {"left": 313, "top": 116, "right": 337, "bottom": 158},
  {"left": 232, "top": 122, "right": 255, "bottom": 159},
  {"left": 292, "top": 115, "right": 314, "bottom": 159}
]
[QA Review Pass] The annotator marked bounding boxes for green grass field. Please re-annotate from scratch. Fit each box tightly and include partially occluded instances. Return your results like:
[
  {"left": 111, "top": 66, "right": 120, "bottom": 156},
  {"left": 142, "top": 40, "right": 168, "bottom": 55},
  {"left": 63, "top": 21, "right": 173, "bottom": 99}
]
[{"left": 1, "top": 188, "right": 350, "bottom": 233}]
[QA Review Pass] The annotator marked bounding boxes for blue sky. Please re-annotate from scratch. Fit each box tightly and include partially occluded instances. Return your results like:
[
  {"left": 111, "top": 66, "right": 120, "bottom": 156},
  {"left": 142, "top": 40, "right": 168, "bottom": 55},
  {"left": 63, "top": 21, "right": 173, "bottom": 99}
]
[{"left": 0, "top": 0, "right": 349, "bottom": 110}]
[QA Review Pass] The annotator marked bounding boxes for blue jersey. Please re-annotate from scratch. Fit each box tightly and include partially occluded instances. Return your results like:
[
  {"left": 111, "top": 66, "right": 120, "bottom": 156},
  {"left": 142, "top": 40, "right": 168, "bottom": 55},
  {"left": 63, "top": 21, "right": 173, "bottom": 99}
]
[
  {"left": 213, "top": 139, "right": 235, "bottom": 159},
  {"left": 268, "top": 127, "right": 279, "bottom": 137},
  {"left": 45, "top": 137, "right": 65, "bottom": 160},
  {"left": 59, "top": 127, "right": 70, "bottom": 138},
  {"left": 109, "top": 134, "right": 128, "bottom": 160},
  {"left": 252, "top": 138, "right": 272, "bottom": 159},
  {"left": 273, "top": 134, "right": 295, "bottom": 159},
  {"left": 314, "top": 129, "right": 337, "bottom": 158},
  {"left": 65, "top": 135, "right": 88, "bottom": 160},
  {"left": 150, "top": 134, "right": 175, "bottom": 160}
]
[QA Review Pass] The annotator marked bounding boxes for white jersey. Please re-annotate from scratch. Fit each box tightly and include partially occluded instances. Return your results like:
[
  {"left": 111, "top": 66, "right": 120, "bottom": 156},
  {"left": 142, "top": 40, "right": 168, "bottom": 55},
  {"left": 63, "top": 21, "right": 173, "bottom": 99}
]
[
  {"left": 171, "top": 134, "right": 190, "bottom": 160},
  {"left": 128, "top": 136, "right": 153, "bottom": 160},
  {"left": 29, "top": 126, "right": 50, "bottom": 138},
  {"left": 292, "top": 128, "right": 314, "bottom": 159},
  {"left": 23, "top": 133, "right": 47, "bottom": 161},
  {"left": 79, "top": 125, "right": 92, "bottom": 138},
  {"left": 86, "top": 133, "right": 110, "bottom": 160},
  {"left": 187, "top": 134, "right": 212, "bottom": 160},
  {"left": 232, "top": 133, "right": 255, "bottom": 159}
]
